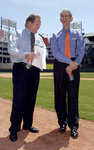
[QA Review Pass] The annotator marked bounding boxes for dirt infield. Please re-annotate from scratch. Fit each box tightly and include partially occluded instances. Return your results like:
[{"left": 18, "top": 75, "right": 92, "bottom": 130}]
[
  {"left": 0, "top": 73, "right": 94, "bottom": 80},
  {"left": 0, "top": 97, "right": 94, "bottom": 150},
  {"left": 0, "top": 73, "right": 94, "bottom": 150}
]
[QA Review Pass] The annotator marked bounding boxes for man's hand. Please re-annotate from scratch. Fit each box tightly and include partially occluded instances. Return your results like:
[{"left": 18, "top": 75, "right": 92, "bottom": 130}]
[
  {"left": 25, "top": 52, "right": 37, "bottom": 61},
  {"left": 69, "top": 60, "right": 79, "bottom": 70},
  {"left": 66, "top": 61, "right": 79, "bottom": 74},
  {"left": 65, "top": 66, "right": 72, "bottom": 74}
]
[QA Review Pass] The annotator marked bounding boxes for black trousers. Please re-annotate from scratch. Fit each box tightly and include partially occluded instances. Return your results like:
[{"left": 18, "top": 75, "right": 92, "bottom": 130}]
[
  {"left": 53, "top": 59, "right": 80, "bottom": 130},
  {"left": 9, "top": 63, "right": 40, "bottom": 133}
]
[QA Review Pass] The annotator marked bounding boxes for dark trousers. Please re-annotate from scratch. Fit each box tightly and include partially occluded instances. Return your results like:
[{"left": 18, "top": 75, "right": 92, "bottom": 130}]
[
  {"left": 9, "top": 63, "right": 40, "bottom": 133},
  {"left": 53, "top": 59, "right": 80, "bottom": 130}
]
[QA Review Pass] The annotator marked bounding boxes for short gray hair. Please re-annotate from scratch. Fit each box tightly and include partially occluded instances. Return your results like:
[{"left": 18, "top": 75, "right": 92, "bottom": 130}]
[
  {"left": 60, "top": 9, "right": 72, "bottom": 18},
  {"left": 25, "top": 14, "right": 41, "bottom": 27}
]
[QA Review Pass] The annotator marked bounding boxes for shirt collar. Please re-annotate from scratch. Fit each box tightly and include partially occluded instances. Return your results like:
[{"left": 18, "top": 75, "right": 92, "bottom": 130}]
[
  {"left": 62, "top": 27, "right": 70, "bottom": 33},
  {"left": 25, "top": 27, "right": 31, "bottom": 35}
]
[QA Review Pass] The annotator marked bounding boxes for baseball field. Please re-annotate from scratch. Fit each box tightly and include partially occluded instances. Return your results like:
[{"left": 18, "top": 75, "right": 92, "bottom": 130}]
[{"left": 0, "top": 72, "right": 94, "bottom": 150}]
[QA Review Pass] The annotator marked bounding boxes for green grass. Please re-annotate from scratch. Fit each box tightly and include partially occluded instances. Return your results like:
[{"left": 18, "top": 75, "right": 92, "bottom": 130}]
[
  {"left": 79, "top": 80, "right": 94, "bottom": 121},
  {"left": 0, "top": 77, "right": 13, "bottom": 100},
  {"left": 36, "top": 79, "right": 55, "bottom": 111},
  {"left": 80, "top": 72, "right": 94, "bottom": 78},
  {"left": 46, "top": 64, "right": 53, "bottom": 70},
  {"left": 0, "top": 73, "right": 94, "bottom": 121}
]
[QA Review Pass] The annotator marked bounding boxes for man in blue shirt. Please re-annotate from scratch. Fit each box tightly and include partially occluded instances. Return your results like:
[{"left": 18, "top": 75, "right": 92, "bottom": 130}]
[
  {"left": 8, "top": 14, "right": 47, "bottom": 142},
  {"left": 51, "top": 9, "right": 85, "bottom": 138}
]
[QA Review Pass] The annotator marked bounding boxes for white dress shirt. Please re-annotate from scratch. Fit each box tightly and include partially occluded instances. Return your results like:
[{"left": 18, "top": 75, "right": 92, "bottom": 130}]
[{"left": 8, "top": 27, "right": 47, "bottom": 63}]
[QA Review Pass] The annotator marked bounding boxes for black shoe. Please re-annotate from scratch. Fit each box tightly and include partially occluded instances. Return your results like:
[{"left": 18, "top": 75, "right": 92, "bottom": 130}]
[
  {"left": 9, "top": 131, "right": 17, "bottom": 142},
  {"left": 23, "top": 126, "right": 39, "bottom": 133},
  {"left": 59, "top": 124, "right": 66, "bottom": 133},
  {"left": 71, "top": 128, "right": 78, "bottom": 138}
]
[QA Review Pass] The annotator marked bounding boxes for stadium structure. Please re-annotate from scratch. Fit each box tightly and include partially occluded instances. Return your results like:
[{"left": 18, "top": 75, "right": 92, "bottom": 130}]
[
  {"left": 82, "top": 33, "right": 94, "bottom": 71},
  {"left": 0, "top": 18, "right": 94, "bottom": 71}
]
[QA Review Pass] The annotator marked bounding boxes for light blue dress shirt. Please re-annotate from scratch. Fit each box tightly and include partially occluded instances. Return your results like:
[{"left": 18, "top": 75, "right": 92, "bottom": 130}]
[
  {"left": 51, "top": 28, "right": 85, "bottom": 64},
  {"left": 8, "top": 27, "right": 47, "bottom": 63}
]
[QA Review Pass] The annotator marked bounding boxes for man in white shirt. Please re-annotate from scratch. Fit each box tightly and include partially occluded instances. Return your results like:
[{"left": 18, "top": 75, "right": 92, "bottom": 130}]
[{"left": 8, "top": 14, "right": 47, "bottom": 142}]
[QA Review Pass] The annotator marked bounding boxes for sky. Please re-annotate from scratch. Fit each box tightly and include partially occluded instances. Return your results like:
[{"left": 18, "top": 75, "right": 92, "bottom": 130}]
[{"left": 0, "top": 0, "right": 94, "bottom": 38}]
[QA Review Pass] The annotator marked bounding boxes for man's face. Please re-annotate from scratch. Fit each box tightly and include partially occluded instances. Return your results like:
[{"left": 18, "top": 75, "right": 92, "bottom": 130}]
[
  {"left": 60, "top": 11, "right": 73, "bottom": 29},
  {"left": 29, "top": 17, "right": 41, "bottom": 33}
]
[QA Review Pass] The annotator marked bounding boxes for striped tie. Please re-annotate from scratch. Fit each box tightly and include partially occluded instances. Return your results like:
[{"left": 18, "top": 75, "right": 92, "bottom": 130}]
[{"left": 31, "top": 32, "right": 35, "bottom": 52}]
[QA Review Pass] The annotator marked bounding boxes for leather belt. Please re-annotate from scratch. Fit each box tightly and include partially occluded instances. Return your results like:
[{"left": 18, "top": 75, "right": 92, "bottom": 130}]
[
  {"left": 20, "top": 62, "right": 33, "bottom": 67},
  {"left": 14, "top": 62, "right": 26, "bottom": 65},
  {"left": 71, "top": 57, "right": 76, "bottom": 61},
  {"left": 14, "top": 62, "right": 33, "bottom": 67},
  {"left": 20, "top": 62, "right": 26, "bottom": 65}
]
